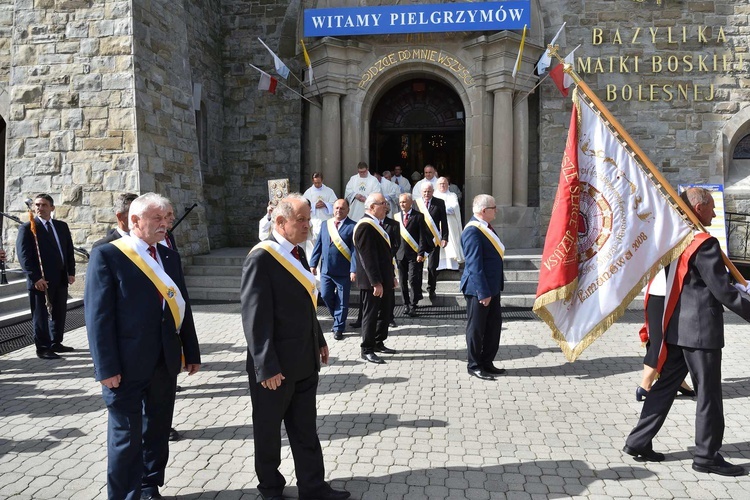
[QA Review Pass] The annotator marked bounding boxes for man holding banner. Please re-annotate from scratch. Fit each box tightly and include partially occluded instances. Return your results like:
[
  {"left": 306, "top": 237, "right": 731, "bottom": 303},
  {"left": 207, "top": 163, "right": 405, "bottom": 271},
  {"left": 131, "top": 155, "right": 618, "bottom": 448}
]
[
  {"left": 310, "top": 199, "right": 357, "bottom": 340},
  {"left": 624, "top": 187, "right": 750, "bottom": 477},
  {"left": 460, "top": 194, "right": 505, "bottom": 381}
]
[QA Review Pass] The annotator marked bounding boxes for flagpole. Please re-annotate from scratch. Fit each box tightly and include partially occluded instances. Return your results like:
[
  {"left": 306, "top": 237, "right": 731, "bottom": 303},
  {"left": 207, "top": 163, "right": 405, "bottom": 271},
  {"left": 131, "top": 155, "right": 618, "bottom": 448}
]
[
  {"left": 248, "top": 64, "right": 322, "bottom": 109},
  {"left": 565, "top": 65, "right": 747, "bottom": 285},
  {"left": 257, "top": 37, "right": 307, "bottom": 88}
]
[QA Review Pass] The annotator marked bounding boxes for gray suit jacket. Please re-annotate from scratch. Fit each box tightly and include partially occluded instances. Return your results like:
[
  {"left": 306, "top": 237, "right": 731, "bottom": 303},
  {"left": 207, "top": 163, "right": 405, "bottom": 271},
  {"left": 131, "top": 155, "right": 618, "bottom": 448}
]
[{"left": 665, "top": 237, "right": 750, "bottom": 349}]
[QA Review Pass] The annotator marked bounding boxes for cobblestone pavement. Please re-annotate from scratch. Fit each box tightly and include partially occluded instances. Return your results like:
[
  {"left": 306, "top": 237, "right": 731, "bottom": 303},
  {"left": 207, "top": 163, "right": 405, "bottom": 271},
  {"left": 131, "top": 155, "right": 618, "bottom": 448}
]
[{"left": 2, "top": 304, "right": 750, "bottom": 500}]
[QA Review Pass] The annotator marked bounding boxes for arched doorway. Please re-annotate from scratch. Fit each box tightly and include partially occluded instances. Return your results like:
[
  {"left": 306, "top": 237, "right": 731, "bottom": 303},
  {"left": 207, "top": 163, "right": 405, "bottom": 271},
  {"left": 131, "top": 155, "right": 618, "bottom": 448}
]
[{"left": 369, "top": 78, "right": 465, "bottom": 189}]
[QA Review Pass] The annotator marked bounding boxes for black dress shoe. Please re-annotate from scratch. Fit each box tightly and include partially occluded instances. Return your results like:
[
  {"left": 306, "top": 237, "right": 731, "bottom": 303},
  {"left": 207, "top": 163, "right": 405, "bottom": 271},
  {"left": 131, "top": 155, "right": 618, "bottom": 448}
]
[
  {"left": 36, "top": 349, "right": 61, "bottom": 360},
  {"left": 362, "top": 352, "right": 385, "bottom": 364},
  {"left": 483, "top": 365, "right": 506, "bottom": 375},
  {"left": 693, "top": 455, "right": 746, "bottom": 476},
  {"left": 140, "top": 490, "right": 163, "bottom": 499},
  {"left": 429, "top": 292, "right": 437, "bottom": 301},
  {"left": 677, "top": 385, "right": 696, "bottom": 397},
  {"left": 168, "top": 428, "right": 180, "bottom": 441},
  {"left": 622, "top": 444, "right": 665, "bottom": 462},
  {"left": 333, "top": 331, "right": 343, "bottom": 340},
  {"left": 408, "top": 308, "right": 417, "bottom": 317},
  {"left": 467, "top": 368, "right": 496, "bottom": 380},
  {"left": 175, "top": 385, "right": 183, "bottom": 393},
  {"left": 389, "top": 320, "right": 397, "bottom": 327},
  {"left": 374, "top": 343, "right": 397, "bottom": 354},
  {"left": 349, "top": 321, "right": 361, "bottom": 328},
  {"left": 300, "top": 488, "right": 351, "bottom": 500},
  {"left": 51, "top": 344, "right": 75, "bottom": 353}
]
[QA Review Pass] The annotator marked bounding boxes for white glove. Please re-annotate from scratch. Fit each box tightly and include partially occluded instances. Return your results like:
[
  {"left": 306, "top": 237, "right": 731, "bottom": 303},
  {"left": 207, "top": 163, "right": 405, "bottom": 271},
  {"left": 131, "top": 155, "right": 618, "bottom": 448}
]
[{"left": 734, "top": 282, "right": 749, "bottom": 294}]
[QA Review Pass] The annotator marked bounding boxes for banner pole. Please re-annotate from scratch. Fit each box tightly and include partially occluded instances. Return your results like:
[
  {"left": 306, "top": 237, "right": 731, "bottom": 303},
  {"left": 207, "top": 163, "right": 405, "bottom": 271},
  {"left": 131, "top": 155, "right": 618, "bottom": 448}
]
[{"left": 568, "top": 68, "right": 746, "bottom": 285}]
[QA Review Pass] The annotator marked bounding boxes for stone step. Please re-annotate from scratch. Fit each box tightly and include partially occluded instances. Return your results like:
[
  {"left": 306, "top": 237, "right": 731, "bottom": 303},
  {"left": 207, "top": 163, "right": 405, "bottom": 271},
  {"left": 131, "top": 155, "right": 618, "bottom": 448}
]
[
  {"left": 0, "top": 293, "right": 30, "bottom": 315},
  {"left": 185, "top": 275, "right": 241, "bottom": 289},
  {"left": 0, "top": 297, "right": 84, "bottom": 328}
]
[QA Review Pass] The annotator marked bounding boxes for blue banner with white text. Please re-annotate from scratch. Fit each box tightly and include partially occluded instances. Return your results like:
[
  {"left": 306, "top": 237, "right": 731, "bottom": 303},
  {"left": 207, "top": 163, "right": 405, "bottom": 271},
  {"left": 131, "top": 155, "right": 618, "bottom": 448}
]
[{"left": 304, "top": 2, "right": 530, "bottom": 37}]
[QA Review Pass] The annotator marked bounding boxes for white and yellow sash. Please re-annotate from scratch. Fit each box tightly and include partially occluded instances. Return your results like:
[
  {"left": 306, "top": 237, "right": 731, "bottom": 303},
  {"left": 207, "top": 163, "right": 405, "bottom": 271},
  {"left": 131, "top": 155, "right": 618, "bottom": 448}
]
[
  {"left": 415, "top": 199, "right": 440, "bottom": 246},
  {"left": 327, "top": 218, "right": 352, "bottom": 262},
  {"left": 354, "top": 216, "right": 390, "bottom": 247},
  {"left": 250, "top": 240, "right": 318, "bottom": 308},
  {"left": 465, "top": 221, "right": 505, "bottom": 258},
  {"left": 111, "top": 237, "right": 186, "bottom": 330},
  {"left": 396, "top": 211, "right": 418, "bottom": 253}
]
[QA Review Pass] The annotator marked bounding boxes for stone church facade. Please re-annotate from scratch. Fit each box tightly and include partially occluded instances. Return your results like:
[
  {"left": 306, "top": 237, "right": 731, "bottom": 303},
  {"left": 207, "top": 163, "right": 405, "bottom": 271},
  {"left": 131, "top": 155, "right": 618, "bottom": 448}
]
[{"left": 1, "top": 0, "right": 749, "bottom": 256}]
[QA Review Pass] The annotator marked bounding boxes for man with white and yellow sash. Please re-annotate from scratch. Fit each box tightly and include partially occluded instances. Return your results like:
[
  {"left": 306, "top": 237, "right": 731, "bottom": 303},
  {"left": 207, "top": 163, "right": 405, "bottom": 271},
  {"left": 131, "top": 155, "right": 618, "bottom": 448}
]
[
  {"left": 241, "top": 194, "right": 350, "bottom": 500},
  {"left": 418, "top": 183, "right": 449, "bottom": 302},
  {"left": 396, "top": 193, "right": 431, "bottom": 317},
  {"left": 85, "top": 193, "right": 201, "bottom": 500},
  {"left": 460, "top": 194, "right": 505, "bottom": 382},
  {"left": 310, "top": 199, "right": 357, "bottom": 340},
  {"left": 354, "top": 193, "right": 398, "bottom": 364}
]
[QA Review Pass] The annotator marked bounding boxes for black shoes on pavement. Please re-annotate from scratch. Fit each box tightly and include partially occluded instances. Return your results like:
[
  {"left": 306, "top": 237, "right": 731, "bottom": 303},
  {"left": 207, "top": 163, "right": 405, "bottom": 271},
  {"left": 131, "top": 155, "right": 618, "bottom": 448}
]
[
  {"left": 361, "top": 352, "right": 385, "bottom": 364},
  {"left": 36, "top": 349, "right": 61, "bottom": 360},
  {"left": 622, "top": 444, "right": 665, "bottom": 462},
  {"left": 692, "top": 455, "right": 746, "bottom": 476}
]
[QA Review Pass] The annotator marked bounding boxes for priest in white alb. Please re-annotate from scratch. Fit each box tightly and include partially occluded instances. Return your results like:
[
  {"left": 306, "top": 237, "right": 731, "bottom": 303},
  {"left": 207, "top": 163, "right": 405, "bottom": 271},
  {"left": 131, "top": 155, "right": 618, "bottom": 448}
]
[
  {"left": 344, "top": 161, "right": 381, "bottom": 221},
  {"left": 303, "top": 172, "right": 338, "bottom": 248}
]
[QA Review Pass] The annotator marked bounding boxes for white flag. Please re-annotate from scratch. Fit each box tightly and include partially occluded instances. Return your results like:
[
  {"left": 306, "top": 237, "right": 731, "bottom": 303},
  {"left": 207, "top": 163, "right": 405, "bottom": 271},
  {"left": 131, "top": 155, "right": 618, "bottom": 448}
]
[
  {"left": 533, "top": 91, "right": 693, "bottom": 361},
  {"left": 536, "top": 22, "right": 566, "bottom": 75},
  {"left": 258, "top": 38, "right": 290, "bottom": 79}
]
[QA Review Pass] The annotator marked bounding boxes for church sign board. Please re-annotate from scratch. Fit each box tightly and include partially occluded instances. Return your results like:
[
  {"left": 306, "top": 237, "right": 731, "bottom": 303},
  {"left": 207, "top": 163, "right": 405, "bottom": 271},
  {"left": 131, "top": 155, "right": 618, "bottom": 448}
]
[{"left": 304, "top": 1, "right": 530, "bottom": 37}]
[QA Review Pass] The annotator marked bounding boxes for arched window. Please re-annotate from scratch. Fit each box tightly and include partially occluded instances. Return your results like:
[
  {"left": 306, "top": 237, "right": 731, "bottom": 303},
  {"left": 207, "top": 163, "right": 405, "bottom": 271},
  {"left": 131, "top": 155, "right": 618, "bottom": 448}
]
[{"left": 733, "top": 134, "right": 750, "bottom": 160}]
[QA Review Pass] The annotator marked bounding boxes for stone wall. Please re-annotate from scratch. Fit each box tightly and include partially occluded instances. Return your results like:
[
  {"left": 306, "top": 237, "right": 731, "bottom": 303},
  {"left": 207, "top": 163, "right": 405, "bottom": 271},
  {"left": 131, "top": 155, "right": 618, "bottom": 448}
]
[
  {"left": 131, "top": 0, "right": 210, "bottom": 255},
  {"left": 5, "top": 0, "right": 138, "bottom": 252},
  {"left": 222, "top": 0, "right": 303, "bottom": 247},
  {"left": 537, "top": 0, "right": 750, "bottom": 231},
  {"left": 185, "top": 0, "right": 226, "bottom": 248}
]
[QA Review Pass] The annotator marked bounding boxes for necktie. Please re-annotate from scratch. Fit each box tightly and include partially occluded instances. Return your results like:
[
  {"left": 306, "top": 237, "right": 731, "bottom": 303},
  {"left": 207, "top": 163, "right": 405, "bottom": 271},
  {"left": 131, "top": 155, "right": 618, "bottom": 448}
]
[
  {"left": 426, "top": 201, "right": 430, "bottom": 211},
  {"left": 488, "top": 223, "right": 496, "bottom": 234},
  {"left": 45, "top": 221, "right": 52, "bottom": 232},
  {"left": 147, "top": 246, "right": 164, "bottom": 305},
  {"left": 292, "top": 246, "right": 300, "bottom": 260},
  {"left": 165, "top": 235, "right": 173, "bottom": 249},
  {"left": 335, "top": 220, "right": 340, "bottom": 230},
  {"left": 403, "top": 212, "right": 409, "bottom": 226}
]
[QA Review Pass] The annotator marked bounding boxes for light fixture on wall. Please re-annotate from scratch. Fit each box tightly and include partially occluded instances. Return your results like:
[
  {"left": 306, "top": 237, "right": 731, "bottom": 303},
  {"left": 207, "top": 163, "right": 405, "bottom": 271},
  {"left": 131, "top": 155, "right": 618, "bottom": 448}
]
[{"left": 429, "top": 134, "right": 445, "bottom": 148}]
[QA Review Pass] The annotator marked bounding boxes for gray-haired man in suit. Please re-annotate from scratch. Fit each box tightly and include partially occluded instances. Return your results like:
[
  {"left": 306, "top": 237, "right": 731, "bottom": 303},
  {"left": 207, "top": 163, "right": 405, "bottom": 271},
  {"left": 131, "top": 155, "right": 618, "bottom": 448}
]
[{"left": 624, "top": 187, "right": 750, "bottom": 476}]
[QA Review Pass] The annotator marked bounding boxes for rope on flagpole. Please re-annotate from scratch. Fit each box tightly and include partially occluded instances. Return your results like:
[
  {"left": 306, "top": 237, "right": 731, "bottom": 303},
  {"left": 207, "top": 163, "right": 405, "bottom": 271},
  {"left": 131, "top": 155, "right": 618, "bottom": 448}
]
[{"left": 564, "top": 63, "right": 747, "bottom": 286}]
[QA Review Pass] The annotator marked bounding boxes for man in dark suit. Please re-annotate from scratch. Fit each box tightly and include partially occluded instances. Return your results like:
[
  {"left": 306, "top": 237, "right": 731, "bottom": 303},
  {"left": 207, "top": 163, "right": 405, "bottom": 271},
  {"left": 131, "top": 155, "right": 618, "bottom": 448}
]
[
  {"left": 460, "top": 194, "right": 505, "bottom": 381},
  {"left": 85, "top": 192, "right": 201, "bottom": 500},
  {"left": 395, "top": 193, "right": 430, "bottom": 317},
  {"left": 92, "top": 193, "right": 138, "bottom": 248},
  {"left": 16, "top": 193, "right": 76, "bottom": 360},
  {"left": 353, "top": 193, "right": 397, "bottom": 364},
  {"left": 417, "top": 183, "right": 448, "bottom": 301},
  {"left": 624, "top": 187, "right": 750, "bottom": 476},
  {"left": 241, "top": 194, "right": 349, "bottom": 500},
  {"left": 382, "top": 206, "right": 401, "bottom": 328},
  {"left": 310, "top": 199, "right": 357, "bottom": 340}
]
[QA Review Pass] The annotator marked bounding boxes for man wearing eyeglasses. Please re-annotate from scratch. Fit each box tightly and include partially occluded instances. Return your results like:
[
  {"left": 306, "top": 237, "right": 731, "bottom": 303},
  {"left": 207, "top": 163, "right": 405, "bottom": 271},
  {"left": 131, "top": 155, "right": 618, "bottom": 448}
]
[{"left": 460, "top": 195, "right": 505, "bottom": 381}]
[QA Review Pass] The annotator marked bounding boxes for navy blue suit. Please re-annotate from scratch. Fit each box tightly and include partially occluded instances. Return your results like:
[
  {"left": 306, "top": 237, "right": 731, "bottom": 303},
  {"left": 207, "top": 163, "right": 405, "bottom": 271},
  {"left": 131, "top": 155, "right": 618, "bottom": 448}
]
[
  {"left": 309, "top": 217, "right": 356, "bottom": 333},
  {"left": 16, "top": 217, "right": 75, "bottom": 351},
  {"left": 85, "top": 240, "right": 200, "bottom": 500},
  {"left": 460, "top": 217, "right": 504, "bottom": 371}
]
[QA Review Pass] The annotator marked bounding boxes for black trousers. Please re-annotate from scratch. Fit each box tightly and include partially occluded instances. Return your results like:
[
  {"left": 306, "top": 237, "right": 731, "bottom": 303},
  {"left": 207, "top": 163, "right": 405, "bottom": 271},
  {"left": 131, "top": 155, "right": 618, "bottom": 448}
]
[
  {"left": 361, "top": 287, "right": 393, "bottom": 353},
  {"left": 464, "top": 293, "right": 502, "bottom": 371},
  {"left": 626, "top": 343, "right": 724, "bottom": 465},
  {"left": 29, "top": 280, "right": 68, "bottom": 350},
  {"left": 248, "top": 372, "right": 326, "bottom": 498},
  {"left": 102, "top": 354, "right": 176, "bottom": 500},
  {"left": 427, "top": 246, "right": 441, "bottom": 294},
  {"left": 397, "top": 257, "right": 424, "bottom": 306}
]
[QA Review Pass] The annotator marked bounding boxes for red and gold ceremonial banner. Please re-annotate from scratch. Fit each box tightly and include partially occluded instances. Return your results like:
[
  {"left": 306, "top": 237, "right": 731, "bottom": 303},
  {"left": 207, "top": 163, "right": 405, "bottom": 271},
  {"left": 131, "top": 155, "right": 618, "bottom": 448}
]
[{"left": 533, "top": 90, "right": 694, "bottom": 361}]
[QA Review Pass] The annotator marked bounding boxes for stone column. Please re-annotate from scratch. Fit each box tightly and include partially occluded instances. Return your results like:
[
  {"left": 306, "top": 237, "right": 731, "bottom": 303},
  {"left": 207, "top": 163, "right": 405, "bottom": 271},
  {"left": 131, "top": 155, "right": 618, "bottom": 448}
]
[
  {"left": 321, "top": 93, "right": 341, "bottom": 195},
  {"left": 513, "top": 95, "right": 529, "bottom": 207},
  {"left": 308, "top": 102, "right": 322, "bottom": 180},
  {"left": 492, "top": 90, "right": 513, "bottom": 206}
]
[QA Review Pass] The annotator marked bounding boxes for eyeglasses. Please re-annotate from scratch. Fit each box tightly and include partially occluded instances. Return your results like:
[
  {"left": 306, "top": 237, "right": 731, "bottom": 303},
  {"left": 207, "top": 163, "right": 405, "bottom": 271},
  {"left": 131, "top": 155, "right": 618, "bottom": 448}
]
[
  {"left": 372, "top": 201, "right": 387, "bottom": 206},
  {"left": 484, "top": 206, "right": 497, "bottom": 210}
]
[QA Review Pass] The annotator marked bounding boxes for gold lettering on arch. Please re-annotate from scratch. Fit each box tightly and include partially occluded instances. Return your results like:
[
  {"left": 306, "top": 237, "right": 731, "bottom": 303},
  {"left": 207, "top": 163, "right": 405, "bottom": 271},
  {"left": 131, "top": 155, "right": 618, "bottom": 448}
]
[{"left": 358, "top": 48, "right": 476, "bottom": 90}]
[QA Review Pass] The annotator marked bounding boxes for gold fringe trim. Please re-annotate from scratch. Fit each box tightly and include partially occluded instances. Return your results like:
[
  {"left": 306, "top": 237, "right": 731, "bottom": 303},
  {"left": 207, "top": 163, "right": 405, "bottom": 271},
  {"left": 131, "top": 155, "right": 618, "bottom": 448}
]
[
  {"left": 532, "top": 278, "right": 578, "bottom": 311},
  {"left": 534, "top": 233, "right": 694, "bottom": 362}
]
